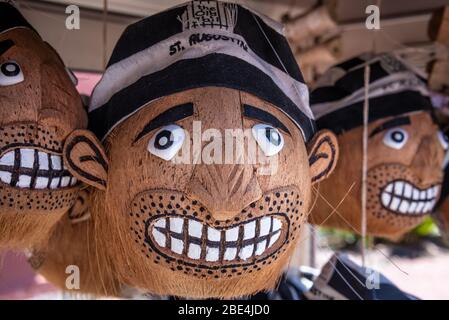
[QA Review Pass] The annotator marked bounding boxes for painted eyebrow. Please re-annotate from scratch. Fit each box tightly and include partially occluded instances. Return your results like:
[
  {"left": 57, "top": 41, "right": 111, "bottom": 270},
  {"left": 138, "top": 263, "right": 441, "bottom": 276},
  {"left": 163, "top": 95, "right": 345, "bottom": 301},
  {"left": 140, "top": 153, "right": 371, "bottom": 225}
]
[
  {"left": 0, "top": 39, "right": 15, "bottom": 56},
  {"left": 133, "top": 102, "right": 193, "bottom": 143},
  {"left": 369, "top": 116, "right": 411, "bottom": 138},
  {"left": 243, "top": 104, "right": 290, "bottom": 134}
]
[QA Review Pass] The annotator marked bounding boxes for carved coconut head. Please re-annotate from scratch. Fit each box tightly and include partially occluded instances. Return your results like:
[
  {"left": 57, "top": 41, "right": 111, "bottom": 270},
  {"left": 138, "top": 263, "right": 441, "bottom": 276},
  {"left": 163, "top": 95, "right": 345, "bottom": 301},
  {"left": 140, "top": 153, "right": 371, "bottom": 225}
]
[
  {"left": 309, "top": 53, "right": 447, "bottom": 238},
  {"left": 63, "top": 1, "right": 339, "bottom": 298},
  {"left": 0, "top": 2, "right": 88, "bottom": 249}
]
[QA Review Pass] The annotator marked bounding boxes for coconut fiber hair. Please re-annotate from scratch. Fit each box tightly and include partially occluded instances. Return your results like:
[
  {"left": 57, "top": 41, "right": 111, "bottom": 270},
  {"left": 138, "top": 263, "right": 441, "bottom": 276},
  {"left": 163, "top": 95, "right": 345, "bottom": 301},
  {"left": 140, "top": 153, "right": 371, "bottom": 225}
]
[{"left": 30, "top": 189, "right": 121, "bottom": 297}]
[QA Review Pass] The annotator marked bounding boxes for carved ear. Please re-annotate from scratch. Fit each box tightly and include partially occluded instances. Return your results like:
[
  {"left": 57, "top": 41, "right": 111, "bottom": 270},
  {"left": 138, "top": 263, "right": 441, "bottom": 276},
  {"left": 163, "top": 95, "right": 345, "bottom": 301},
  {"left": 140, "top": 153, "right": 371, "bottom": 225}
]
[
  {"left": 63, "top": 129, "right": 108, "bottom": 190},
  {"left": 68, "top": 188, "right": 91, "bottom": 224},
  {"left": 307, "top": 129, "right": 339, "bottom": 185}
]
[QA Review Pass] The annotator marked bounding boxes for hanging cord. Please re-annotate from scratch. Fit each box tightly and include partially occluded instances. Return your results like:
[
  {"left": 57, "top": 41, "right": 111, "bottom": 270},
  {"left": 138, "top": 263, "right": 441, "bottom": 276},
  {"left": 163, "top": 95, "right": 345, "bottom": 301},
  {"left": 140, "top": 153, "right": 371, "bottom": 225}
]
[
  {"left": 309, "top": 223, "right": 316, "bottom": 268},
  {"left": 286, "top": 183, "right": 367, "bottom": 299},
  {"left": 309, "top": 225, "right": 366, "bottom": 299},
  {"left": 314, "top": 184, "right": 409, "bottom": 275},
  {"left": 360, "top": 0, "right": 382, "bottom": 267},
  {"left": 102, "top": 0, "right": 108, "bottom": 70},
  {"left": 307, "top": 183, "right": 321, "bottom": 268},
  {"left": 361, "top": 63, "right": 370, "bottom": 267},
  {"left": 251, "top": 13, "right": 315, "bottom": 132}
]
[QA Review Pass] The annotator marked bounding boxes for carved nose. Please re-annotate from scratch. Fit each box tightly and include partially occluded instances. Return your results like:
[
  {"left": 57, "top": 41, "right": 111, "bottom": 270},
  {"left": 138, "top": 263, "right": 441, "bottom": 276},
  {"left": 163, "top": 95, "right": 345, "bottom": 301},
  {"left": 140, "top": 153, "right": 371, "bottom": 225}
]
[
  {"left": 186, "top": 163, "right": 262, "bottom": 221},
  {"left": 411, "top": 136, "right": 444, "bottom": 186}
]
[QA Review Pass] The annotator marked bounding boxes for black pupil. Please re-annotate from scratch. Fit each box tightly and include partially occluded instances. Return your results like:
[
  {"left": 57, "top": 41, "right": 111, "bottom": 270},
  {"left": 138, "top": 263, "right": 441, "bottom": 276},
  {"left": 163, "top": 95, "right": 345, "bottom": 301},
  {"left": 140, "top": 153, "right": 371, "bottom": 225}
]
[
  {"left": 154, "top": 130, "right": 174, "bottom": 150},
  {"left": 265, "top": 128, "right": 281, "bottom": 146},
  {"left": 1, "top": 62, "right": 20, "bottom": 77},
  {"left": 391, "top": 131, "right": 404, "bottom": 143}
]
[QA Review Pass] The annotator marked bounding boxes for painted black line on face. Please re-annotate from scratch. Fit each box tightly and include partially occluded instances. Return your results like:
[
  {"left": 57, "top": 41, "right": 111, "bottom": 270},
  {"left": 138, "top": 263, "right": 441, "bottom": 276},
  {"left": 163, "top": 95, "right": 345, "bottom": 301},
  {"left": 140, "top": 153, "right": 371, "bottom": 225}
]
[
  {"left": 243, "top": 104, "right": 290, "bottom": 134},
  {"left": 0, "top": 164, "right": 72, "bottom": 188},
  {"left": 64, "top": 135, "right": 108, "bottom": 188},
  {"left": 309, "top": 135, "right": 337, "bottom": 183},
  {"left": 369, "top": 116, "right": 411, "bottom": 138},
  {"left": 0, "top": 143, "right": 61, "bottom": 156},
  {"left": 10, "top": 149, "right": 20, "bottom": 187},
  {"left": 0, "top": 39, "right": 14, "bottom": 56},
  {"left": 133, "top": 103, "right": 194, "bottom": 144}
]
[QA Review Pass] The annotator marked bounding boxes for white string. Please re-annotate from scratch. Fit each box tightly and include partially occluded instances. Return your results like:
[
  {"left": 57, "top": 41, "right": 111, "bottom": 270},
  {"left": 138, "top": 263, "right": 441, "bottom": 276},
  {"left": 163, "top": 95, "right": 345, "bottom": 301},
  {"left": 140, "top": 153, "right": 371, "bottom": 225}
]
[
  {"left": 286, "top": 218, "right": 366, "bottom": 299},
  {"left": 360, "top": 0, "right": 381, "bottom": 267},
  {"left": 361, "top": 63, "right": 370, "bottom": 267},
  {"left": 251, "top": 12, "right": 316, "bottom": 133},
  {"left": 293, "top": 184, "right": 370, "bottom": 298},
  {"left": 322, "top": 255, "right": 364, "bottom": 300},
  {"left": 309, "top": 225, "right": 367, "bottom": 290},
  {"left": 313, "top": 184, "right": 409, "bottom": 275},
  {"left": 102, "top": 0, "right": 108, "bottom": 70}
]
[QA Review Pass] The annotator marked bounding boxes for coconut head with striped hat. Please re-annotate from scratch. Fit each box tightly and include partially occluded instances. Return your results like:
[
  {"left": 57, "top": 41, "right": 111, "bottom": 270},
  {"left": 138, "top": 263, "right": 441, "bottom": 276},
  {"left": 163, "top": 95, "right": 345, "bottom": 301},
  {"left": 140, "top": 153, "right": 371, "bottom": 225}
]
[
  {"left": 308, "top": 52, "right": 448, "bottom": 239},
  {"left": 63, "top": 0, "right": 339, "bottom": 298},
  {"left": 0, "top": 0, "right": 89, "bottom": 250}
]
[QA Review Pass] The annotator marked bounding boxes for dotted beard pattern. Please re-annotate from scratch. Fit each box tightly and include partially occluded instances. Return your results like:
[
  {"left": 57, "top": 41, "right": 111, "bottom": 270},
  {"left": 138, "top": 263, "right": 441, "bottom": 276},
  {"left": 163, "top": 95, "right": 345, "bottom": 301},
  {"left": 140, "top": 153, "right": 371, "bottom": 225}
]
[
  {"left": 0, "top": 123, "right": 79, "bottom": 214},
  {"left": 129, "top": 188, "right": 306, "bottom": 279},
  {"left": 0, "top": 185, "right": 78, "bottom": 212},
  {"left": 0, "top": 123, "right": 62, "bottom": 152}
]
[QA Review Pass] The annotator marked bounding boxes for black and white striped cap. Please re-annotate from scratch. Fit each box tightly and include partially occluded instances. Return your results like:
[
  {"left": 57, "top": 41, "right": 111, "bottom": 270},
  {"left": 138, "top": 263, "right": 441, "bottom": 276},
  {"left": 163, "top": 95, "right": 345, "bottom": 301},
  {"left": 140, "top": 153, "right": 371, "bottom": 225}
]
[
  {"left": 88, "top": 0, "right": 315, "bottom": 141},
  {"left": 0, "top": 1, "right": 38, "bottom": 36},
  {"left": 310, "top": 53, "right": 433, "bottom": 134}
]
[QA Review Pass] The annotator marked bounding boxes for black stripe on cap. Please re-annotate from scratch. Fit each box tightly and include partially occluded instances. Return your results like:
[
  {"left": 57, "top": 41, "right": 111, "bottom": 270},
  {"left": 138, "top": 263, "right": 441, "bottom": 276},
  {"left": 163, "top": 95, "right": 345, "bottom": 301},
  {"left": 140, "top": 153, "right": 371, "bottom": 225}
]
[
  {"left": 0, "top": 39, "right": 14, "bottom": 55},
  {"left": 316, "top": 90, "right": 433, "bottom": 134},
  {"left": 0, "top": 2, "right": 38, "bottom": 35},
  {"left": 89, "top": 53, "right": 315, "bottom": 142},
  {"left": 234, "top": 7, "right": 304, "bottom": 83},
  {"left": 310, "top": 53, "right": 423, "bottom": 109},
  {"left": 107, "top": 6, "right": 185, "bottom": 67},
  {"left": 107, "top": 2, "right": 304, "bottom": 83},
  {"left": 310, "top": 61, "right": 389, "bottom": 106},
  {"left": 332, "top": 61, "right": 389, "bottom": 98}
]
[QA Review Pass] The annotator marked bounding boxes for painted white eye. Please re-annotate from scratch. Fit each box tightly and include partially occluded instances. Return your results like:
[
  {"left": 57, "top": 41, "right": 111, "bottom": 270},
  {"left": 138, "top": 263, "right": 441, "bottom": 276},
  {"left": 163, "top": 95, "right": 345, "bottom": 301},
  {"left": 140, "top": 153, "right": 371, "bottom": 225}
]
[
  {"left": 0, "top": 61, "right": 24, "bottom": 86},
  {"left": 252, "top": 123, "right": 284, "bottom": 156},
  {"left": 147, "top": 124, "right": 185, "bottom": 161},
  {"left": 383, "top": 128, "right": 408, "bottom": 150},
  {"left": 437, "top": 131, "right": 449, "bottom": 150}
]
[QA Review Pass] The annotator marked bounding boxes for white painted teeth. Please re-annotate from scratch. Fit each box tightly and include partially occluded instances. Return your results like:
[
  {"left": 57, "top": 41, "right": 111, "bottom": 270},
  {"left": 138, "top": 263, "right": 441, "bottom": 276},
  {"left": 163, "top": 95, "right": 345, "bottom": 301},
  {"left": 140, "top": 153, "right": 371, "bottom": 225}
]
[
  {"left": 243, "top": 221, "right": 256, "bottom": 240},
  {"left": 381, "top": 180, "right": 440, "bottom": 215},
  {"left": 0, "top": 148, "right": 77, "bottom": 189},
  {"left": 151, "top": 216, "right": 283, "bottom": 262},
  {"left": 225, "top": 227, "right": 239, "bottom": 241},
  {"left": 259, "top": 217, "right": 271, "bottom": 236}
]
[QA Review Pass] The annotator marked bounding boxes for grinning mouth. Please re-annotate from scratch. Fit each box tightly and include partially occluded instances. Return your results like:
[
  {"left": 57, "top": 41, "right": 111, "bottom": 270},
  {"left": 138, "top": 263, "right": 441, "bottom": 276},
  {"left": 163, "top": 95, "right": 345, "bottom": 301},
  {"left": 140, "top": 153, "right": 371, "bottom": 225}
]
[
  {"left": 0, "top": 148, "right": 77, "bottom": 189},
  {"left": 149, "top": 214, "right": 286, "bottom": 263},
  {"left": 380, "top": 180, "right": 440, "bottom": 215}
]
